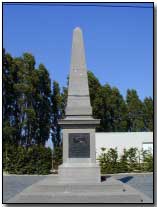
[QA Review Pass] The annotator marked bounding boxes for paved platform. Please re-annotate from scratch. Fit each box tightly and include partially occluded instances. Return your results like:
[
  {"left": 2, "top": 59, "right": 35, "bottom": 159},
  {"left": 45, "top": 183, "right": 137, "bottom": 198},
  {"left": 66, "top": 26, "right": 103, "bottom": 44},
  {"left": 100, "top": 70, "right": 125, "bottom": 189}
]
[
  {"left": 3, "top": 175, "right": 46, "bottom": 202},
  {"left": 6, "top": 175, "right": 152, "bottom": 203},
  {"left": 112, "top": 173, "right": 153, "bottom": 199}
]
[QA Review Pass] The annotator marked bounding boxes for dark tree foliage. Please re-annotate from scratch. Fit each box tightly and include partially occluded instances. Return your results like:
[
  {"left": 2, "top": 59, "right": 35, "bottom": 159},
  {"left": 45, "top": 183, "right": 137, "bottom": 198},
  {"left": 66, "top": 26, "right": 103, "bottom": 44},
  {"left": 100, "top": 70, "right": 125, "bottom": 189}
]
[
  {"left": 3, "top": 50, "right": 51, "bottom": 147},
  {"left": 35, "top": 64, "right": 51, "bottom": 145},
  {"left": 142, "top": 97, "right": 153, "bottom": 131},
  {"left": 126, "top": 89, "right": 145, "bottom": 131},
  {"left": 3, "top": 49, "right": 153, "bottom": 151},
  {"left": 87, "top": 72, "right": 153, "bottom": 132},
  {"left": 3, "top": 50, "right": 20, "bottom": 145},
  {"left": 51, "top": 81, "right": 62, "bottom": 148},
  {"left": 87, "top": 71, "right": 101, "bottom": 107},
  {"left": 3, "top": 144, "right": 52, "bottom": 174},
  {"left": 60, "top": 87, "right": 68, "bottom": 118},
  {"left": 88, "top": 72, "right": 128, "bottom": 132}
]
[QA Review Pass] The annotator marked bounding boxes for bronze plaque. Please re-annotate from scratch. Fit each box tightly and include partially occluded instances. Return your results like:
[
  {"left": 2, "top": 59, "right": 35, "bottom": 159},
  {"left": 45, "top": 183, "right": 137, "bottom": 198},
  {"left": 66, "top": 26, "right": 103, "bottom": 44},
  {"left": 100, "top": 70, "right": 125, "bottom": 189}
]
[{"left": 69, "top": 133, "right": 90, "bottom": 158}]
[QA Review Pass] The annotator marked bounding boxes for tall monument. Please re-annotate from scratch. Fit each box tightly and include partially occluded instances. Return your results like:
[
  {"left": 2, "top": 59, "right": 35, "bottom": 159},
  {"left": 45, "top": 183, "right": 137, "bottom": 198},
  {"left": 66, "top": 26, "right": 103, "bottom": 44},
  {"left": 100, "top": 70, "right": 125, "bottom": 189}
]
[
  {"left": 58, "top": 27, "right": 100, "bottom": 183},
  {"left": 7, "top": 27, "right": 152, "bottom": 203}
]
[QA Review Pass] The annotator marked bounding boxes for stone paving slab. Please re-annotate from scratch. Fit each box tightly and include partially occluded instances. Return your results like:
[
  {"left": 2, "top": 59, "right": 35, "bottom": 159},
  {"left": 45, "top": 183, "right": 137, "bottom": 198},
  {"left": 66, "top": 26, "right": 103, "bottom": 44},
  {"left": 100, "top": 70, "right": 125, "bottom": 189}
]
[
  {"left": 6, "top": 192, "right": 144, "bottom": 203},
  {"left": 3, "top": 173, "right": 153, "bottom": 203},
  {"left": 6, "top": 176, "right": 152, "bottom": 203},
  {"left": 111, "top": 173, "right": 153, "bottom": 199},
  {"left": 3, "top": 175, "right": 46, "bottom": 202}
]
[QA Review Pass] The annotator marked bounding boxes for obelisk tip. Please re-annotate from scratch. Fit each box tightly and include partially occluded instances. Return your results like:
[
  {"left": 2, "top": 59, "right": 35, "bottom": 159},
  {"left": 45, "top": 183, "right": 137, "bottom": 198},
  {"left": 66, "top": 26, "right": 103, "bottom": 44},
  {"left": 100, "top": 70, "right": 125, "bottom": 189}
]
[{"left": 74, "top": 27, "right": 82, "bottom": 32}]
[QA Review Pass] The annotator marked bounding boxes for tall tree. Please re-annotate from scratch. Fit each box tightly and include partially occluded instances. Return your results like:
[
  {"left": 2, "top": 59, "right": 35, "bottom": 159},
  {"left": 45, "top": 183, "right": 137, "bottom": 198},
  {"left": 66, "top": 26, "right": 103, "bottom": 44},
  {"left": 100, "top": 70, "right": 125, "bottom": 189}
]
[
  {"left": 51, "top": 81, "right": 62, "bottom": 148},
  {"left": 108, "top": 87, "right": 127, "bottom": 131},
  {"left": 126, "top": 89, "right": 145, "bottom": 131},
  {"left": 87, "top": 71, "right": 101, "bottom": 107},
  {"left": 91, "top": 83, "right": 127, "bottom": 132},
  {"left": 60, "top": 87, "right": 68, "bottom": 118},
  {"left": 3, "top": 50, "right": 153, "bottom": 150},
  {"left": 13, "top": 53, "right": 37, "bottom": 145},
  {"left": 142, "top": 97, "right": 153, "bottom": 131},
  {"left": 3, "top": 50, "right": 52, "bottom": 147},
  {"left": 92, "top": 84, "right": 112, "bottom": 131},
  {"left": 35, "top": 64, "right": 51, "bottom": 145},
  {"left": 3, "top": 50, "right": 16, "bottom": 145},
  {"left": 3, "top": 50, "right": 21, "bottom": 145}
]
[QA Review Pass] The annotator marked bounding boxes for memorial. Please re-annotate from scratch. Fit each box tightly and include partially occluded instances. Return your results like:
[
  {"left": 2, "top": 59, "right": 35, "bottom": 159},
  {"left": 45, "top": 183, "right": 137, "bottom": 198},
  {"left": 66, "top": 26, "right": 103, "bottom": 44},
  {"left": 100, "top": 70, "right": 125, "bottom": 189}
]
[
  {"left": 7, "top": 27, "right": 152, "bottom": 203},
  {"left": 58, "top": 27, "right": 101, "bottom": 183}
]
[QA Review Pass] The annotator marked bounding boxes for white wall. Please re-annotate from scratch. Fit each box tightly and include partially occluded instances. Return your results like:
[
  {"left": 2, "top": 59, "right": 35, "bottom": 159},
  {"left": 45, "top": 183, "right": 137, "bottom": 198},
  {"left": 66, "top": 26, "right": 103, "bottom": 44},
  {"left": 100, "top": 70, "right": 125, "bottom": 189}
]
[{"left": 95, "top": 132, "right": 153, "bottom": 157}]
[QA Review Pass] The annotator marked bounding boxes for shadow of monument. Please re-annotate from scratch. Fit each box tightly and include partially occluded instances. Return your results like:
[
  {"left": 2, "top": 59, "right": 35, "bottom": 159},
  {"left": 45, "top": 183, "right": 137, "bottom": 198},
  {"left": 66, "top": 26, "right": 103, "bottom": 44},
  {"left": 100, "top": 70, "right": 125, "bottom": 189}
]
[
  {"left": 118, "top": 176, "right": 133, "bottom": 183},
  {"left": 101, "top": 175, "right": 111, "bottom": 182}
]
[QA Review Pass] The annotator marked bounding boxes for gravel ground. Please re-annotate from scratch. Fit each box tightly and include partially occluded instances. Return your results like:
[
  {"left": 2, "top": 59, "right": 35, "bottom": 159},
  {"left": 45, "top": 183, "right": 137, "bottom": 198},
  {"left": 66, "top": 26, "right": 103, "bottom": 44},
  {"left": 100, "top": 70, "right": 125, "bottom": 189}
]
[{"left": 3, "top": 173, "right": 153, "bottom": 203}]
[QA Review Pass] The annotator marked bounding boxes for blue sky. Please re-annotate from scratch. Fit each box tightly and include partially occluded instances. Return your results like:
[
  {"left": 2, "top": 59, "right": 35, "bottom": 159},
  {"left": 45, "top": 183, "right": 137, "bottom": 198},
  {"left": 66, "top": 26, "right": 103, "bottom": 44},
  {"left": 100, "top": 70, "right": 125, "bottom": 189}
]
[{"left": 3, "top": 3, "right": 153, "bottom": 100}]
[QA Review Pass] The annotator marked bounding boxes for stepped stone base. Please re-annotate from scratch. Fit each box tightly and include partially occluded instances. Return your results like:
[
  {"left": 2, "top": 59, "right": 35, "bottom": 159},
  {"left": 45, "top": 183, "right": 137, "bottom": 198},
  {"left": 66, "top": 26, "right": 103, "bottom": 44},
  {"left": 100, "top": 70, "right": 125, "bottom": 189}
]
[
  {"left": 58, "top": 163, "right": 100, "bottom": 183},
  {"left": 7, "top": 175, "right": 152, "bottom": 203}
]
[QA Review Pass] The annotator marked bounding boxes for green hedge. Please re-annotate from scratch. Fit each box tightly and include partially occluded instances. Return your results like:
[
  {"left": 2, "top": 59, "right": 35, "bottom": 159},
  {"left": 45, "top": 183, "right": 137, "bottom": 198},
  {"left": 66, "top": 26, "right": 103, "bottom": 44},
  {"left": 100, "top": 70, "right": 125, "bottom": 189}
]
[
  {"left": 98, "top": 147, "right": 153, "bottom": 174},
  {"left": 3, "top": 145, "right": 153, "bottom": 175},
  {"left": 52, "top": 146, "right": 63, "bottom": 170},
  {"left": 3, "top": 145, "right": 52, "bottom": 174}
]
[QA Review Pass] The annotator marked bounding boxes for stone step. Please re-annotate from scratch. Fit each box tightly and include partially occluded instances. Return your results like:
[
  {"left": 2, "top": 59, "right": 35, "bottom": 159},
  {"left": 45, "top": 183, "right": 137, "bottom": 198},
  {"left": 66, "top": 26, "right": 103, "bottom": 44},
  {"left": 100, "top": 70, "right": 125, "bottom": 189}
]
[
  {"left": 58, "top": 164, "right": 101, "bottom": 183},
  {"left": 6, "top": 176, "right": 153, "bottom": 204},
  {"left": 7, "top": 191, "right": 149, "bottom": 203},
  {"left": 22, "top": 183, "right": 124, "bottom": 193}
]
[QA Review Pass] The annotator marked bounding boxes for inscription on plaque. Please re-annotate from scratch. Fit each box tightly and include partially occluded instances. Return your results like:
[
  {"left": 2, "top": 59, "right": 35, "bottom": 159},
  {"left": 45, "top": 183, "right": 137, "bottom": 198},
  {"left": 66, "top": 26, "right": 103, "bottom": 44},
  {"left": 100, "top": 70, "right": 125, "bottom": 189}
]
[{"left": 69, "top": 133, "right": 90, "bottom": 158}]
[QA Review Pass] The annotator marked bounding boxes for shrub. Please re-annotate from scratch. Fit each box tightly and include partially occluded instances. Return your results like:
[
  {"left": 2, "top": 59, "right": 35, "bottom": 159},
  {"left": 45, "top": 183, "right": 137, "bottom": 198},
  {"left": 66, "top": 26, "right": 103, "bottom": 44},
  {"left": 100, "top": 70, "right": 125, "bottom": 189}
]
[
  {"left": 3, "top": 145, "right": 52, "bottom": 174},
  {"left": 141, "top": 149, "right": 153, "bottom": 172},
  {"left": 118, "top": 149, "right": 129, "bottom": 173},
  {"left": 52, "top": 146, "right": 62, "bottom": 170},
  {"left": 98, "top": 147, "right": 153, "bottom": 174},
  {"left": 127, "top": 148, "right": 138, "bottom": 171},
  {"left": 98, "top": 148, "right": 119, "bottom": 174}
]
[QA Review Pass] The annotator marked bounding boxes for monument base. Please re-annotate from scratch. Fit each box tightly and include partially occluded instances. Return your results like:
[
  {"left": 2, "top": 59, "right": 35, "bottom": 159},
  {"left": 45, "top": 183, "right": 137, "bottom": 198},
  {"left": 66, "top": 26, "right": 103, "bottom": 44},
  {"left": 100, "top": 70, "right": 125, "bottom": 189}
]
[
  {"left": 7, "top": 175, "right": 152, "bottom": 203},
  {"left": 58, "top": 163, "right": 100, "bottom": 183}
]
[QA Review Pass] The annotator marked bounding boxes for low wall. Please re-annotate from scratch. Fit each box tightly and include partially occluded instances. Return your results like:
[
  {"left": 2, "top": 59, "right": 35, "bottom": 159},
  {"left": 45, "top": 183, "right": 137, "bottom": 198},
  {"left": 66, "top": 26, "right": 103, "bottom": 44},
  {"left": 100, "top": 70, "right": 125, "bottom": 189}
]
[{"left": 95, "top": 132, "right": 153, "bottom": 157}]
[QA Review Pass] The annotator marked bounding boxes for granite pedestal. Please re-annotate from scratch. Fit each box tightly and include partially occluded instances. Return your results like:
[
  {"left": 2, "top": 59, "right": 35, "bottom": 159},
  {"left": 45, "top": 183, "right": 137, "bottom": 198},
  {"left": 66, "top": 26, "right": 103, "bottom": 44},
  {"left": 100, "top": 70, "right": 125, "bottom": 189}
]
[{"left": 58, "top": 119, "right": 100, "bottom": 183}]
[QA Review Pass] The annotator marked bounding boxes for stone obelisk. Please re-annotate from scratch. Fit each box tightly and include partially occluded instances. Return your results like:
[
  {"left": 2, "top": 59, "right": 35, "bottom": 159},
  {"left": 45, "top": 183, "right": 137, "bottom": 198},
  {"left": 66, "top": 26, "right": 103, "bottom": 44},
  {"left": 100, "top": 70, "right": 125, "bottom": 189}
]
[
  {"left": 66, "top": 27, "right": 92, "bottom": 116},
  {"left": 58, "top": 27, "right": 100, "bottom": 183},
  {"left": 7, "top": 27, "right": 152, "bottom": 204}
]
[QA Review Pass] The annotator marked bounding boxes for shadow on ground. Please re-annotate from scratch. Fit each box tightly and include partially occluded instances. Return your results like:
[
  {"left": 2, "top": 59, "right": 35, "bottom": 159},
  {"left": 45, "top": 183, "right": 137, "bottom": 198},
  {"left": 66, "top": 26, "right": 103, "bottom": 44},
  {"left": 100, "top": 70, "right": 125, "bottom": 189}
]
[
  {"left": 101, "top": 175, "right": 111, "bottom": 182},
  {"left": 118, "top": 176, "right": 133, "bottom": 183}
]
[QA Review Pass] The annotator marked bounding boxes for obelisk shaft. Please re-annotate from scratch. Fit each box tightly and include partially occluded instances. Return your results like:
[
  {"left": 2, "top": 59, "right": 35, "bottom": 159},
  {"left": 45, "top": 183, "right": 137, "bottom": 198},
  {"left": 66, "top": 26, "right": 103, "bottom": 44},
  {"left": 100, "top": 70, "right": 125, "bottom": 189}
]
[
  {"left": 66, "top": 27, "right": 92, "bottom": 116},
  {"left": 58, "top": 28, "right": 100, "bottom": 184}
]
